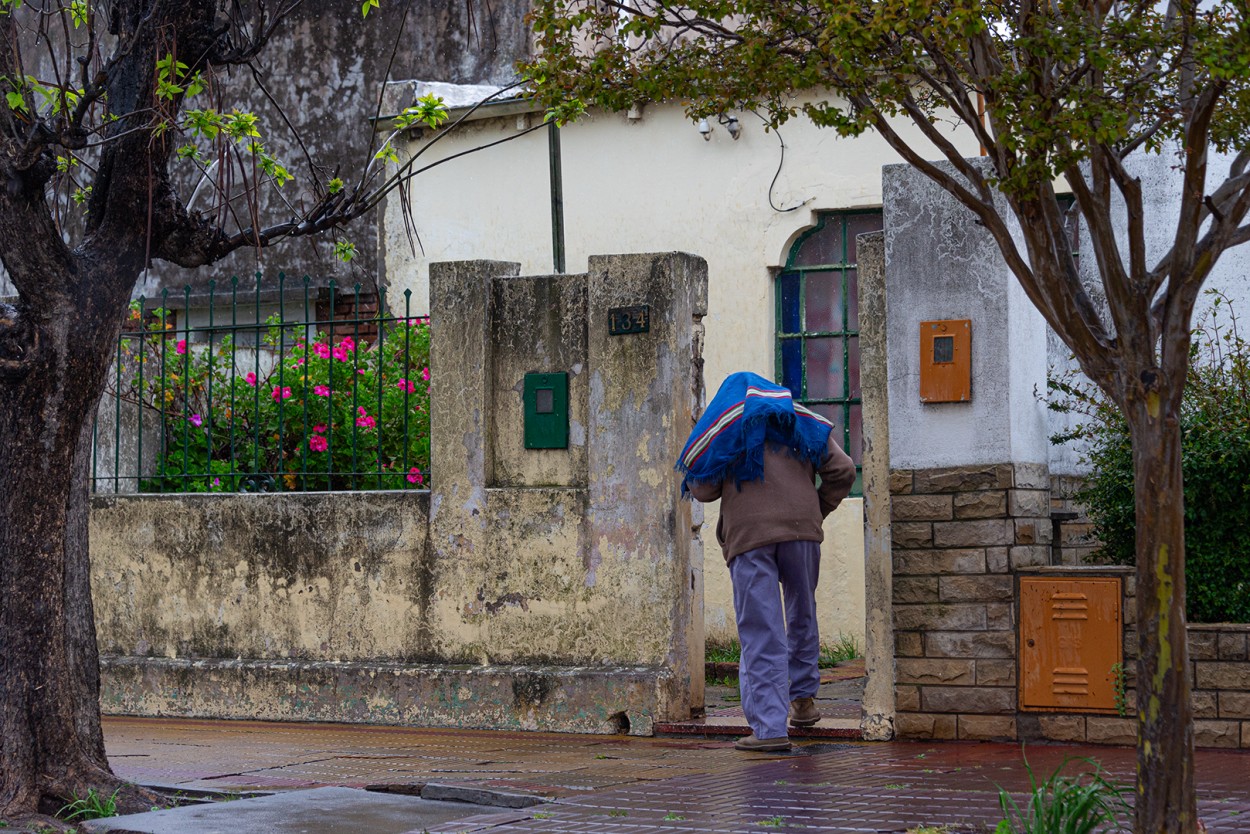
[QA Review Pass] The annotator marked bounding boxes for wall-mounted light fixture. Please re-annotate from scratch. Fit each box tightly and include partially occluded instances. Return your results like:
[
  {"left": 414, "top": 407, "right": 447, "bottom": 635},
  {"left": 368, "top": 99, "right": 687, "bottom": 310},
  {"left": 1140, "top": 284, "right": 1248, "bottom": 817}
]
[
  {"left": 697, "top": 118, "right": 712, "bottom": 141},
  {"left": 723, "top": 115, "right": 742, "bottom": 140}
]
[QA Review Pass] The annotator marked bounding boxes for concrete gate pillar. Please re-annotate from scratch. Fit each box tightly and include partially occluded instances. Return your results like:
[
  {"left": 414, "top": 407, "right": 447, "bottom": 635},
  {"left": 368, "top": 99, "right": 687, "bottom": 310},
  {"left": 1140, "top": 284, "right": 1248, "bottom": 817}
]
[
  {"left": 427, "top": 253, "right": 707, "bottom": 734},
  {"left": 881, "top": 161, "right": 1053, "bottom": 742}
]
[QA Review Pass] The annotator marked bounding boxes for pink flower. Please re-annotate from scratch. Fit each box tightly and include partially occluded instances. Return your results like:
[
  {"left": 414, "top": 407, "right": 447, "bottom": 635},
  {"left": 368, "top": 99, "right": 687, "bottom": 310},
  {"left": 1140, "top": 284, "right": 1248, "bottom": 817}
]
[
  {"left": 313, "top": 342, "right": 332, "bottom": 359},
  {"left": 271, "top": 386, "right": 292, "bottom": 402},
  {"left": 308, "top": 435, "right": 328, "bottom": 452},
  {"left": 396, "top": 379, "right": 415, "bottom": 394},
  {"left": 357, "top": 369, "right": 367, "bottom": 375},
  {"left": 188, "top": 414, "right": 203, "bottom": 428},
  {"left": 340, "top": 336, "right": 356, "bottom": 352},
  {"left": 295, "top": 357, "right": 305, "bottom": 366},
  {"left": 314, "top": 385, "right": 331, "bottom": 397},
  {"left": 245, "top": 372, "right": 257, "bottom": 387},
  {"left": 421, "top": 367, "right": 430, "bottom": 382},
  {"left": 313, "top": 424, "right": 327, "bottom": 434},
  {"left": 175, "top": 339, "right": 187, "bottom": 355},
  {"left": 407, "top": 467, "right": 424, "bottom": 485},
  {"left": 212, "top": 477, "right": 220, "bottom": 487},
  {"left": 355, "top": 406, "right": 376, "bottom": 429},
  {"left": 332, "top": 345, "right": 349, "bottom": 362}
]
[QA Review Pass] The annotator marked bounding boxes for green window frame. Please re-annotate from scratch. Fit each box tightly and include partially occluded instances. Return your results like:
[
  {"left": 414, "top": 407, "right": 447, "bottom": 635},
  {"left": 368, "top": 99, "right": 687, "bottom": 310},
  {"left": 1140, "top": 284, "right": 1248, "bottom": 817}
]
[{"left": 775, "top": 210, "right": 883, "bottom": 496}]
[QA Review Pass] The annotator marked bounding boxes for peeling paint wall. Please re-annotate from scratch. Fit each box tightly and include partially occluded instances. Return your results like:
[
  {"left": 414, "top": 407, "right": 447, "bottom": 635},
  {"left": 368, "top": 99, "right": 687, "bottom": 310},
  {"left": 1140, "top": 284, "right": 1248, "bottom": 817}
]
[
  {"left": 144, "top": 0, "right": 532, "bottom": 295},
  {"left": 91, "top": 253, "right": 708, "bottom": 733},
  {"left": 0, "top": 0, "right": 533, "bottom": 301},
  {"left": 91, "top": 492, "right": 433, "bottom": 662}
]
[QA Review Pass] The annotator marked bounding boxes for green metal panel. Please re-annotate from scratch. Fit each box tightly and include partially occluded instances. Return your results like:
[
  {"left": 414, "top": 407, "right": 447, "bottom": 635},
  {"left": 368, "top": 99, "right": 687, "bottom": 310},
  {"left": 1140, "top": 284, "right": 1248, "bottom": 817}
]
[{"left": 524, "top": 372, "right": 569, "bottom": 450}]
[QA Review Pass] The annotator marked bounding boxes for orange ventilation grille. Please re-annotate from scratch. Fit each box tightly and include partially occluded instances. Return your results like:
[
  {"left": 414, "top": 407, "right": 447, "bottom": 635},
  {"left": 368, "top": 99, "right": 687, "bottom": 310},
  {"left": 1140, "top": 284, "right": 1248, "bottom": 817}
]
[{"left": 1020, "top": 577, "right": 1122, "bottom": 713}]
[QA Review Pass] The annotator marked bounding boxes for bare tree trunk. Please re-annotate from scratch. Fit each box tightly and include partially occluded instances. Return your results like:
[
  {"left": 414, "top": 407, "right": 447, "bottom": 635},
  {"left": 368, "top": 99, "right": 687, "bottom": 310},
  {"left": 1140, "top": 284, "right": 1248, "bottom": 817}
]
[
  {"left": 1130, "top": 401, "right": 1198, "bottom": 833},
  {"left": 0, "top": 287, "right": 152, "bottom": 824}
]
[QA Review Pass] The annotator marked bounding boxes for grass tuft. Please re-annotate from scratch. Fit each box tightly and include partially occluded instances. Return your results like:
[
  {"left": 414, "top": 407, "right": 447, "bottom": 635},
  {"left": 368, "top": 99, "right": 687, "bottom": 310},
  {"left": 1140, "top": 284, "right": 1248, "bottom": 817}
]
[{"left": 58, "top": 788, "right": 120, "bottom": 822}]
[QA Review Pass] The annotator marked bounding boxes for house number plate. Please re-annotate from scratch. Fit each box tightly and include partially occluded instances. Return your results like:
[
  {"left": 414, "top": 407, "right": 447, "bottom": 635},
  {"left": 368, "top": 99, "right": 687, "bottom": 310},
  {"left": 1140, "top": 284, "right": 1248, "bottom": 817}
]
[{"left": 608, "top": 305, "right": 650, "bottom": 336}]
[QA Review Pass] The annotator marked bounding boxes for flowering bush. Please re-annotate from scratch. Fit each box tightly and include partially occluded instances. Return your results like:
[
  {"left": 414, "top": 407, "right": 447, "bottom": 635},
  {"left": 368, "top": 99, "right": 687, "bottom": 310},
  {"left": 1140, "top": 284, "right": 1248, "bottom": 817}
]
[{"left": 119, "top": 304, "right": 431, "bottom": 492}]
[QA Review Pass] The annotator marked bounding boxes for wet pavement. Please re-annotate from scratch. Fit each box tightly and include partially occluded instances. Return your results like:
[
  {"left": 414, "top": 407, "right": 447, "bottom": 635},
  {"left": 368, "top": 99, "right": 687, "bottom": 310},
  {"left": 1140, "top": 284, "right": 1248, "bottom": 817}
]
[
  {"left": 103, "top": 714, "right": 1250, "bottom": 833},
  {"left": 79, "top": 787, "right": 480, "bottom": 834}
]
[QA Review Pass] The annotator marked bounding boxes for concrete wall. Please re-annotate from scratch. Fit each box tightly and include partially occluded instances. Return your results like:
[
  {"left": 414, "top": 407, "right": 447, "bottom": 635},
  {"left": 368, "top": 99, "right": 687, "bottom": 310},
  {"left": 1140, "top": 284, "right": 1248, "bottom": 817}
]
[
  {"left": 92, "top": 492, "right": 431, "bottom": 662},
  {"left": 884, "top": 159, "right": 1051, "bottom": 471},
  {"left": 381, "top": 93, "right": 983, "bottom": 647},
  {"left": 91, "top": 253, "right": 708, "bottom": 735}
]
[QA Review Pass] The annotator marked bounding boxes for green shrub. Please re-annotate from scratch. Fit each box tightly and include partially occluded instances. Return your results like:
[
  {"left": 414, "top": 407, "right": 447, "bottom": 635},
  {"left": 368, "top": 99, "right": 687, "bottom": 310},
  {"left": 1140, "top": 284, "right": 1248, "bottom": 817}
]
[
  {"left": 1049, "top": 290, "right": 1250, "bottom": 623},
  {"left": 117, "top": 305, "right": 431, "bottom": 493}
]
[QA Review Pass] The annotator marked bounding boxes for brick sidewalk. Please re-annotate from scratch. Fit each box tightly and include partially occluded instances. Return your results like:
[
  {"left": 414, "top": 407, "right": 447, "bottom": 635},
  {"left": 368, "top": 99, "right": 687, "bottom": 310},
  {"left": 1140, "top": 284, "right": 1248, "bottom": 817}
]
[{"left": 104, "top": 716, "right": 1250, "bottom": 833}]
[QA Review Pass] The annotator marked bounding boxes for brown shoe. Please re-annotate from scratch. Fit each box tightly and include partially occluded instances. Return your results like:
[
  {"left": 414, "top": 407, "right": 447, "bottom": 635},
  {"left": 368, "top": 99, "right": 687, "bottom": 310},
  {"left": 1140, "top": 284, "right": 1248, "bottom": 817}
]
[
  {"left": 734, "top": 733, "right": 792, "bottom": 752},
  {"left": 789, "top": 697, "right": 821, "bottom": 727}
]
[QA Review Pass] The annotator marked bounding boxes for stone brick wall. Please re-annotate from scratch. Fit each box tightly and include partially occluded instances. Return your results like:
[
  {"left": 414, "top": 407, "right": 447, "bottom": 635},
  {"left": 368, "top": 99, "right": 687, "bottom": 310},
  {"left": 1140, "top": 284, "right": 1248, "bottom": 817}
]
[
  {"left": 890, "top": 462, "right": 1051, "bottom": 741},
  {"left": 1184, "top": 625, "right": 1250, "bottom": 748},
  {"left": 1049, "top": 474, "right": 1100, "bottom": 566},
  {"left": 891, "top": 463, "right": 1250, "bottom": 748}
]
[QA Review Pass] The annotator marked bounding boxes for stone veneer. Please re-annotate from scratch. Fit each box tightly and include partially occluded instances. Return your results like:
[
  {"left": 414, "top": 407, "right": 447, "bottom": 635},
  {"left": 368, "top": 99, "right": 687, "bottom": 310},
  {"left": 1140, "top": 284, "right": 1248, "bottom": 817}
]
[
  {"left": 891, "top": 462, "right": 1050, "bottom": 742},
  {"left": 891, "top": 462, "right": 1250, "bottom": 748},
  {"left": 1049, "top": 474, "right": 1100, "bottom": 567}
]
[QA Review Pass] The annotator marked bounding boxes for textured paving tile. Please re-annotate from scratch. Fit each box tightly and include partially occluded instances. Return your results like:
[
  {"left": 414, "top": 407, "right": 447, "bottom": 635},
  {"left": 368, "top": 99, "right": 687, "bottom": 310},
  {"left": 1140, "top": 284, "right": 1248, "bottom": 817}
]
[
  {"left": 487, "top": 743, "right": 1250, "bottom": 834},
  {"left": 105, "top": 718, "right": 1250, "bottom": 833}
]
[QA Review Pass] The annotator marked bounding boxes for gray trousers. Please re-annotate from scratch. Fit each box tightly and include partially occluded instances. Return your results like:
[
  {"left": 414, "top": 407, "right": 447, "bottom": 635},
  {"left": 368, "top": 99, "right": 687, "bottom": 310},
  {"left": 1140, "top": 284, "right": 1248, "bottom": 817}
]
[{"left": 729, "top": 540, "right": 822, "bottom": 740}]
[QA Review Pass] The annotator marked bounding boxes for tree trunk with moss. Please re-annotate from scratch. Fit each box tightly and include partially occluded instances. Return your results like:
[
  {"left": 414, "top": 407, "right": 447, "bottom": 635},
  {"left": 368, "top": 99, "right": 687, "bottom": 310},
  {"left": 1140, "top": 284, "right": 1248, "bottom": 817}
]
[
  {"left": 1128, "top": 370, "right": 1197, "bottom": 832},
  {"left": 0, "top": 279, "right": 144, "bottom": 822}
]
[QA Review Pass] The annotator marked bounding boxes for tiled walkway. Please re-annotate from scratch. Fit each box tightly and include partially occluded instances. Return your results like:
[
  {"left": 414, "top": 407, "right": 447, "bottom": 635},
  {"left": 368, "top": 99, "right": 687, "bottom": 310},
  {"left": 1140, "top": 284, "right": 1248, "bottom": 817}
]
[
  {"left": 467, "top": 743, "right": 1250, "bottom": 833},
  {"left": 105, "top": 717, "right": 761, "bottom": 797},
  {"left": 104, "top": 717, "right": 1250, "bottom": 833}
]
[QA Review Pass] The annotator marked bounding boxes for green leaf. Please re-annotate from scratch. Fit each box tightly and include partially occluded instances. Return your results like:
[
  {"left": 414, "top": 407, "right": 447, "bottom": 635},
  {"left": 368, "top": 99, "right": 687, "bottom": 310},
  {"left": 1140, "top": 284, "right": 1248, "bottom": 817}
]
[
  {"left": 225, "top": 110, "right": 261, "bottom": 140},
  {"left": 333, "top": 240, "right": 356, "bottom": 262},
  {"left": 373, "top": 142, "right": 399, "bottom": 164}
]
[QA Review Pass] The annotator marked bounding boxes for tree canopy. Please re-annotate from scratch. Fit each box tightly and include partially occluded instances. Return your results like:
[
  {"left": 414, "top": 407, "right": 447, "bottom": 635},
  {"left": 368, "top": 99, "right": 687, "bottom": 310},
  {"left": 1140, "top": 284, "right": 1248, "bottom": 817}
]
[
  {"left": 528, "top": 0, "right": 1250, "bottom": 400},
  {"left": 529, "top": 2, "right": 1250, "bottom": 832}
]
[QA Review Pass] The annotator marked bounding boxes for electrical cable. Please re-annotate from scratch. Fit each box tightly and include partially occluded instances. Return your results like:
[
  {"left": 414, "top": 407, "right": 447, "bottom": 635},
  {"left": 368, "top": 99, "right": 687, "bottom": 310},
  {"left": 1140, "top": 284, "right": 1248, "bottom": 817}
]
[{"left": 755, "top": 110, "right": 805, "bottom": 214}]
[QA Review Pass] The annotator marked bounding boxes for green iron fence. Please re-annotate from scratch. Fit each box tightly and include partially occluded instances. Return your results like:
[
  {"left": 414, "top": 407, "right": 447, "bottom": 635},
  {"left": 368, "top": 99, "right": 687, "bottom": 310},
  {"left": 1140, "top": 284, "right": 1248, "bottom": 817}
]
[{"left": 91, "top": 275, "right": 431, "bottom": 494}]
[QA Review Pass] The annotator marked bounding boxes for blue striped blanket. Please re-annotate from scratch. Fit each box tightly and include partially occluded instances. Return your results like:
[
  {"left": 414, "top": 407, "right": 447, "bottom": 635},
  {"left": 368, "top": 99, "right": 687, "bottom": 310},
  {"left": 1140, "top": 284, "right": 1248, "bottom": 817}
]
[{"left": 677, "top": 371, "right": 833, "bottom": 495}]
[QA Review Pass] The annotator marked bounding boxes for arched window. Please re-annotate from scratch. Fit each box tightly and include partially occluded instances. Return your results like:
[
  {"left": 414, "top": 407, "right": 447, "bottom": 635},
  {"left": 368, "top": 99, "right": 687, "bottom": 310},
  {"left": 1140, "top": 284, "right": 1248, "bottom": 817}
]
[{"left": 776, "top": 211, "right": 883, "bottom": 494}]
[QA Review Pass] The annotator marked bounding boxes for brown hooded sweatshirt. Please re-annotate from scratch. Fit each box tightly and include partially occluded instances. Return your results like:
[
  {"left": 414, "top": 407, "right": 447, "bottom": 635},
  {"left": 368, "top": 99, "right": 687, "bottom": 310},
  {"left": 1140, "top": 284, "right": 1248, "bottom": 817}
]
[{"left": 689, "top": 435, "right": 856, "bottom": 563}]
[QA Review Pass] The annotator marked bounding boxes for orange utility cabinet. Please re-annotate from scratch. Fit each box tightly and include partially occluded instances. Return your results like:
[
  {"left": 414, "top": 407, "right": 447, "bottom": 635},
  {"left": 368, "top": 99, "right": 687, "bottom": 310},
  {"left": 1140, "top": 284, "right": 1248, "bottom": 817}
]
[
  {"left": 1019, "top": 576, "right": 1123, "bottom": 713},
  {"left": 919, "top": 319, "right": 971, "bottom": 403}
]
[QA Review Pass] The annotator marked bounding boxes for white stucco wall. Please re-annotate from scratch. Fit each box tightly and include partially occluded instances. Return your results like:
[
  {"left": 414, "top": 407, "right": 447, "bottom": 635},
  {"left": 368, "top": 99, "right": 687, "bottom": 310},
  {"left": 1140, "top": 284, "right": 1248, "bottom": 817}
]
[
  {"left": 883, "top": 160, "right": 1052, "bottom": 471},
  {"left": 382, "top": 94, "right": 981, "bottom": 647}
]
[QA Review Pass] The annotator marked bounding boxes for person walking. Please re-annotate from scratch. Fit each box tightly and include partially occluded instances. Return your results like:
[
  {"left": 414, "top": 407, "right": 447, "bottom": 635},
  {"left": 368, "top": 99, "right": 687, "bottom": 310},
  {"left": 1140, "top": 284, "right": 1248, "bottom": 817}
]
[{"left": 678, "top": 372, "right": 856, "bottom": 752}]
